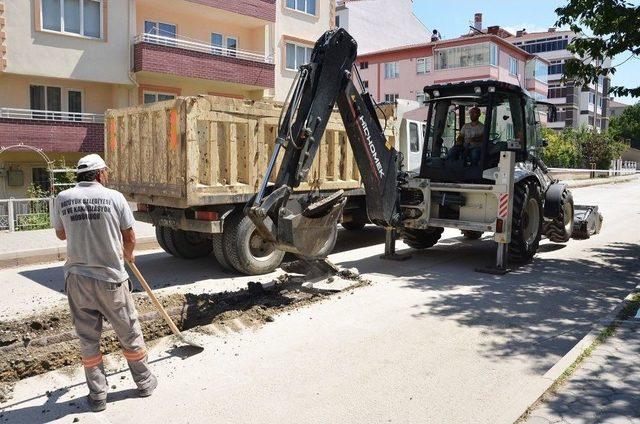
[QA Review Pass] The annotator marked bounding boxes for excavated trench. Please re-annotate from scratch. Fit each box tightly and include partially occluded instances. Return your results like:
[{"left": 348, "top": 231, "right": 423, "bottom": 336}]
[{"left": 0, "top": 270, "right": 369, "bottom": 403}]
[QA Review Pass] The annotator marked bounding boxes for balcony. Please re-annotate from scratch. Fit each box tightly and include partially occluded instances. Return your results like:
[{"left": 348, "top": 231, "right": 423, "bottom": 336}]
[
  {"left": 0, "top": 108, "right": 104, "bottom": 153},
  {"left": 133, "top": 34, "right": 275, "bottom": 89}
]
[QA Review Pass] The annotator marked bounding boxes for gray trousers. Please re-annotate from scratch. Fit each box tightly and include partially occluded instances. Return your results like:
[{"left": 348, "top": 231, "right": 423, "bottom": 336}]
[{"left": 66, "top": 273, "right": 155, "bottom": 400}]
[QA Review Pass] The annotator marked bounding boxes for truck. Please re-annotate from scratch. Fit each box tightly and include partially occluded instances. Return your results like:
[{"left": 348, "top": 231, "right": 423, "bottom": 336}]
[
  {"left": 246, "top": 28, "right": 601, "bottom": 273},
  {"left": 104, "top": 95, "right": 423, "bottom": 275}
]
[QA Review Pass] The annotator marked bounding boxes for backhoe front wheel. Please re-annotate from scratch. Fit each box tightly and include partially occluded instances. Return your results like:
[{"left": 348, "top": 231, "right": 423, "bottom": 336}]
[
  {"left": 543, "top": 188, "right": 574, "bottom": 243},
  {"left": 509, "top": 180, "right": 543, "bottom": 263}
]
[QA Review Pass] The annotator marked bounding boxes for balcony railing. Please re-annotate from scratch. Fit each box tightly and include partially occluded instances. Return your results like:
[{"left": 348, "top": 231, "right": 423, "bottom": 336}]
[
  {"left": 0, "top": 108, "right": 105, "bottom": 123},
  {"left": 134, "top": 33, "right": 274, "bottom": 64}
]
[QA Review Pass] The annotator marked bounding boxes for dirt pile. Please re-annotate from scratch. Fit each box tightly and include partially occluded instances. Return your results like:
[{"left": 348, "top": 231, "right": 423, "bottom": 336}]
[{"left": 0, "top": 269, "right": 369, "bottom": 402}]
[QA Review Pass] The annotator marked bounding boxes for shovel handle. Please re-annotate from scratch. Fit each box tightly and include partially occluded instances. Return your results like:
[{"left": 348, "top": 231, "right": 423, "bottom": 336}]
[{"left": 127, "top": 261, "right": 182, "bottom": 337}]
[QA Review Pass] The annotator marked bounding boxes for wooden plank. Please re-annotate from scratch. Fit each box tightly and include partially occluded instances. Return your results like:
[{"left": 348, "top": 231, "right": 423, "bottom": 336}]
[
  {"left": 166, "top": 108, "right": 180, "bottom": 187},
  {"left": 140, "top": 112, "right": 152, "bottom": 184}
]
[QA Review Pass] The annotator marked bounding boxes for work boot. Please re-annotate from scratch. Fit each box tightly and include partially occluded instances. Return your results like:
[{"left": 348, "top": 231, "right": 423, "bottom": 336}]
[
  {"left": 86, "top": 395, "right": 106, "bottom": 412},
  {"left": 138, "top": 374, "right": 158, "bottom": 398}
]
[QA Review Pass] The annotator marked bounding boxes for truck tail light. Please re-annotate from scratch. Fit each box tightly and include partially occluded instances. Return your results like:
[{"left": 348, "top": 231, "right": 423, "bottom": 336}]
[
  {"left": 137, "top": 203, "right": 150, "bottom": 212},
  {"left": 195, "top": 211, "right": 219, "bottom": 221},
  {"left": 495, "top": 218, "right": 504, "bottom": 233}
]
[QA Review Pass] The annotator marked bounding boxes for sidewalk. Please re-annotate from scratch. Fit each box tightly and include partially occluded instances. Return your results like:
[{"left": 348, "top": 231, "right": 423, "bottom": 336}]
[
  {"left": 0, "top": 221, "right": 159, "bottom": 268},
  {"left": 524, "top": 304, "right": 640, "bottom": 423}
]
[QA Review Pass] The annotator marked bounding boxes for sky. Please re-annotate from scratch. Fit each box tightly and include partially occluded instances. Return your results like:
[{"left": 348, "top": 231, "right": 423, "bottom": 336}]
[{"left": 412, "top": 0, "right": 639, "bottom": 105}]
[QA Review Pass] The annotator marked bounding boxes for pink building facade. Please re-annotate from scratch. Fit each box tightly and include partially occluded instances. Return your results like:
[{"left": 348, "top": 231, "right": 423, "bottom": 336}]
[{"left": 356, "top": 34, "right": 549, "bottom": 105}]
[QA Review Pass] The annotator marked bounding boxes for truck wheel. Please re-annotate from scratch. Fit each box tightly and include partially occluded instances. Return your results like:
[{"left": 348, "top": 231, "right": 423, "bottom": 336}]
[
  {"left": 171, "top": 230, "right": 213, "bottom": 259},
  {"left": 461, "top": 230, "right": 483, "bottom": 240},
  {"left": 509, "top": 180, "right": 543, "bottom": 263},
  {"left": 160, "top": 227, "right": 183, "bottom": 258},
  {"left": 543, "top": 188, "right": 574, "bottom": 243},
  {"left": 222, "top": 211, "right": 285, "bottom": 275},
  {"left": 212, "top": 233, "right": 234, "bottom": 271},
  {"left": 400, "top": 227, "right": 444, "bottom": 249},
  {"left": 155, "top": 226, "right": 171, "bottom": 254}
]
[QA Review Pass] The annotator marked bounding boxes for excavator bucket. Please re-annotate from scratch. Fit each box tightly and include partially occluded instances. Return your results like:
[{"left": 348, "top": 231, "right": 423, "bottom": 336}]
[{"left": 247, "top": 189, "right": 346, "bottom": 259}]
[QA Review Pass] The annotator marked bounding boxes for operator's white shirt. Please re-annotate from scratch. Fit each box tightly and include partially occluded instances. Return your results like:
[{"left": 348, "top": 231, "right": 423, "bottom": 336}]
[{"left": 460, "top": 122, "right": 484, "bottom": 146}]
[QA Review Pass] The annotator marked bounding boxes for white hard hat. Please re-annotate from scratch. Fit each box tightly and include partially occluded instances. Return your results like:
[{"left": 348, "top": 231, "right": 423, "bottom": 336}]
[{"left": 76, "top": 154, "right": 108, "bottom": 173}]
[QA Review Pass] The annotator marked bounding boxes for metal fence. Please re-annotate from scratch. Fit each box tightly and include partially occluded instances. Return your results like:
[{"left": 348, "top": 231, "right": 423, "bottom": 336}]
[
  {"left": 0, "top": 107, "right": 104, "bottom": 123},
  {"left": 0, "top": 198, "right": 53, "bottom": 232}
]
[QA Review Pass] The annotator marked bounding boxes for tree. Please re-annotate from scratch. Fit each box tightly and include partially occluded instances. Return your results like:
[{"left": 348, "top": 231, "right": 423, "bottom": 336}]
[
  {"left": 555, "top": 0, "right": 640, "bottom": 97},
  {"left": 609, "top": 102, "right": 640, "bottom": 148}
]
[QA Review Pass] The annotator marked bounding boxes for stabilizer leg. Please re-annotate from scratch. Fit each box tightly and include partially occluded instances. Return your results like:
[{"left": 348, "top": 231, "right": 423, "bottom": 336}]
[
  {"left": 475, "top": 242, "right": 510, "bottom": 275},
  {"left": 380, "top": 227, "right": 412, "bottom": 261}
]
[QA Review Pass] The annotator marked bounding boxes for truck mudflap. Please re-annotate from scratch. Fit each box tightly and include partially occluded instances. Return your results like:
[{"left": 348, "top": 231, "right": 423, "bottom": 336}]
[{"left": 572, "top": 205, "right": 603, "bottom": 239}]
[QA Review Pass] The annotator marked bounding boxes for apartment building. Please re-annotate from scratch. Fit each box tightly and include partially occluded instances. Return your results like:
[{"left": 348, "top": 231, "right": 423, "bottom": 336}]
[
  {"left": 356, "top": 33, "right": 548, "bottom": 106},
  {"left": 335, "top": 0, "right": 430, "bottom": 55},
  {"left": 508, "top": 29, "right": 611, "bottom": 131},
  {"left": 0, "top": 0, "right": 331, "bottom": 198}
]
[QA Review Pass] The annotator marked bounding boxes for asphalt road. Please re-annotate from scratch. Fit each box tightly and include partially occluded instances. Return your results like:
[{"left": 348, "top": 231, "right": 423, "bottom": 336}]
[{"left": 1, "top": 179, "right": 639, "bottom": 423}]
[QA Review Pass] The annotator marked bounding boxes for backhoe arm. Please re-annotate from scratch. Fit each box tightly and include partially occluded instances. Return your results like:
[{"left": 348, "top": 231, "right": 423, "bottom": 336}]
[{"left": 247, "top": 28, "right": 399, "bottom": 259}]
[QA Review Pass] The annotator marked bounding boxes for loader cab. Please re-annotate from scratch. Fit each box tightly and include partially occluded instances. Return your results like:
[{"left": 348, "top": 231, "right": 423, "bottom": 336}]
[{"left": 419, "top": 81, "right": 531, "bottom": 183}]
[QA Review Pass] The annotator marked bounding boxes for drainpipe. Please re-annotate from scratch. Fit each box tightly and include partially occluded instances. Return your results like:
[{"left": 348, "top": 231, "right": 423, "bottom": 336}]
[{"left": 127, "top": 0, "right": 138, "bottom": 106}]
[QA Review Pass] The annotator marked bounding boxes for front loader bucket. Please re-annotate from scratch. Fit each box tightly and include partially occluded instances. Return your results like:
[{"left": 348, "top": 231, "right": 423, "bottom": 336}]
[{"left": 572, "top": 205, "right": 603, "bottom": 239}]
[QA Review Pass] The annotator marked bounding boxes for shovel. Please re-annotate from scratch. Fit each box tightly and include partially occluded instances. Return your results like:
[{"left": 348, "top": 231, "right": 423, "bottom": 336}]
[{"left": 127, "top": 261, "right": 204, "bottom": 349}]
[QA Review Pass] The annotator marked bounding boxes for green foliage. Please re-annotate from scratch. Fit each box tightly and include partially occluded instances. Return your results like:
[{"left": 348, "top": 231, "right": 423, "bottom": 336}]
[
  {"left": 609, "top": 102, "right": 640, "bottom": 149},
  {"left": 541, "top": 126, "right": 629, "bottom": 169},
  {"left": 541, "top": 127, "right": 580, "bottom": 168},
  {"left": 555, "top": 0, "right": 640, "bottom": 97},
  {"left": 16, "top": 184, "right": 51, "bottom": 231}
]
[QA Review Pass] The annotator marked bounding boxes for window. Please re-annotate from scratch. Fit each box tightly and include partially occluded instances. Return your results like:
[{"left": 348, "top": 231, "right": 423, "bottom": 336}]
[
  {"left": 533, "top": 59, "right": 548, "bottom": 83},
  {"left": 335, "top": 15, "right": 340, "bottom": 27},
  {"left": 548, "top": 107, "right": 566, "bottom": 123},
  {"left": 30, "top": 85, "right": 62, "bottom": 119},
  {"left": 359, "top": 61, "right": 368, "bottom": 70},
  {"left": 490, "top": 43, "right": 498, "bottom": 66},
  {"left": 416, "top": 57, "right": 432, "bottom": 74},
  {"left": 285, "top": 42, "right": 313, "bottom": 70},
  {"left": 547, "top": 84, "right": 567, "bottom": 99},
  {"left": 144, "top": 20, "right": 176, "bottom": 46},
  {"left": 416, "top": 91, "right": 426, "bottom": 104},
  {"left": 68, "top": 90, "right": 82, "bottom": 120},
  {"left": 508, "top": 56, "right": 518, "bottom": 76},
  {"left": 32, "top": 168, "right": 51, "bottom": 192},
  {"left": 435, "top": 43, "right": 497, "bottom": 70},
  {"left": 548, "top": 60, "right": 564, "bottom": 75},
  {"left": 409, "top": 122, "right": 420, "bottom": 153},
  {"left": 589, "top": 92, "right": 596, "bottom": 105},
  {"left": 384, "top": 94, "right": 399, "bottom": 103},
  {"left": 384, "top": 62, "right": 399, "bottom": 79},
  {"left": 516, "top": 36, "right": 569, "bottom": 54},
  {"left": 286, "top": 0, "right": 316, "bottom": 15},
  {"left": 41, "top": 0, "right": 102, "bottom": 38},
  {"left": 211, "top": 33, "right": 238, "bottom": 56},
  {"left": 143, "top": 92, "right": 176, "bottom": 104}
]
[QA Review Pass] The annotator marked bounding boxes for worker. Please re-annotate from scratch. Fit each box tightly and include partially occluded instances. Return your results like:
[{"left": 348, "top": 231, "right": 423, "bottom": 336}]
[
  {"left": 448, "top": 106, "right": 484, "bottom": 165},
  {"left": 52, "top": 154, "right": 157, "bottom": 412},
  {"left": 431, "top": 29, "right": 441, "bottom": 42}
]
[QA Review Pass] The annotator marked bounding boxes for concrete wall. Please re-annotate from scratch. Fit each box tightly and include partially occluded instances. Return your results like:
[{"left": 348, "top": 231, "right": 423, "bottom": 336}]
[
  {"left": 336, "top": 0, "right": 429, "bottom": 55},
  {"left": 3, "top": 0, "right": 132, "bottom": 85},
  {"left": 274, "top": 0, "right": 332, "bottom": 100}
]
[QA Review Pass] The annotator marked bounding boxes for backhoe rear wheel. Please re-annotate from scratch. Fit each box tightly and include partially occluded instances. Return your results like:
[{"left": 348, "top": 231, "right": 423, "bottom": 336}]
[
  {"left": 222, "top": 211, "right": 285, "bottom": 275},
  {"left": 543, "top": 188, "right": 574, "bottom": 243},
  {"left": 509, "top": 180, "right": 543, "bottom": 263},
  {"left": 400, "top": 227, "right": 444, "bottom": 249}
]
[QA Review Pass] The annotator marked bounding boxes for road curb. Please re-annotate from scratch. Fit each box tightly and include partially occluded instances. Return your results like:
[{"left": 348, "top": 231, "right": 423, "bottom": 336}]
[
  {"left": 512, "top": 284, "right": 640, "bottom": 423},
  {"left": 0, "top": 236, "right": 159, "bottom": 269},
  {"left": 562, "top": 174, "right": 638, "bottom": 188}
]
